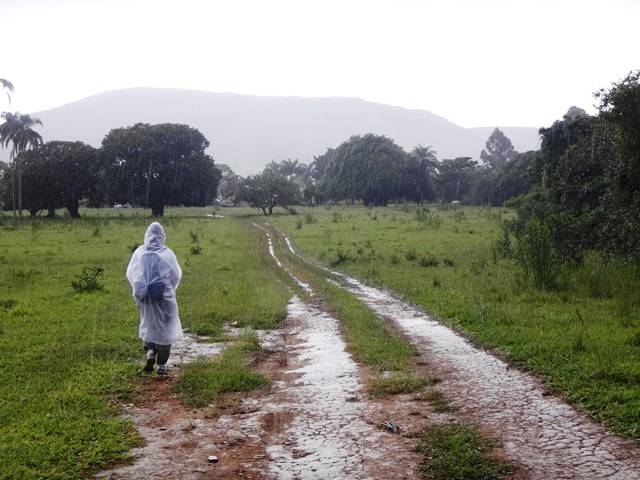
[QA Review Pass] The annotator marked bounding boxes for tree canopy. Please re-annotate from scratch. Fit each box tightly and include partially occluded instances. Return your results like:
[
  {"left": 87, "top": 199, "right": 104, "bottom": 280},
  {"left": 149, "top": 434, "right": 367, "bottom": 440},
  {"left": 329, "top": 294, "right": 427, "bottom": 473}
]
[
  {"left": 101, "top": 123, "right": 220, "bottom": 216},
  {"left": 480, "top": 128, "right": 516, "bottom": 168}
]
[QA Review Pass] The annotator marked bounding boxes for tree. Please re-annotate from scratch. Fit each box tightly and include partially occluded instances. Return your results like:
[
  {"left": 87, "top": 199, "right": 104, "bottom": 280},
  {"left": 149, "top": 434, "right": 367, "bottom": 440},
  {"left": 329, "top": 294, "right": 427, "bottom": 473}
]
[
  {"left": 101, "top": 123, "right": 220, "bottom": 216},
  {"left": 236, "top": 170, "right": 299, "bottom": 215},
  {"left": 217, "top": 164, "right": 243, "bottom": 203},
  {"left": 480, "top": 128, "right": 516, "bottom": 168},
  {"left": 407, "top": 145, "right": 437, "bottom": 203},
  {"left": 0, "top": 112, "right": 43, "bottom": 217},
  {"left": 324, "top": 134, "right": 408, "bottom": 206},
  {"left": 6, "top": 141, "right": 99, "bottom": 217},
  {"left": 434, "top": 157, "right": 477, "bottom": 202},
  {"left": 1, "top": 78, "right": 14, "bottom": 104}
]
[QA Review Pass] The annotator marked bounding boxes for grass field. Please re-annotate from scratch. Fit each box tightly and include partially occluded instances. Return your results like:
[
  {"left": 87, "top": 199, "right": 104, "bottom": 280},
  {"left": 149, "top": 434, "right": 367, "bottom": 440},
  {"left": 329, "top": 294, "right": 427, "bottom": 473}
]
[
  {"left": 270, "top": 204, "right": 640, "bottom": 442},
  {"left": 0, "top": 212, "right": 289, "bottom": 479}
]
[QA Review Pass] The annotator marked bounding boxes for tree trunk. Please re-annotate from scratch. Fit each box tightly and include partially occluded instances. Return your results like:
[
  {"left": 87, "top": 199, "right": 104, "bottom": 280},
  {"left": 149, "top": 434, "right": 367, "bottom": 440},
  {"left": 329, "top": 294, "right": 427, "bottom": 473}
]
[
  {"left": 67, "top": 200, "right": 80, "bottom": 218},
  {"left": 151, "top": 205, "right": 164, "bottom": 217},
  {"left": 17, "top": 161, "right": 22, "bottom": 218},
  {"left": 145, "top": 158, "right": 153, "bottom": 207},
  {"left": 261, "top": 207, "right": 267, "bottom": 215},
  {"left": 11, "top": 170, "right": 16, "bottom": 216},
  {"left": 47, "top": 207, "right": 56, "bottom": 218}
]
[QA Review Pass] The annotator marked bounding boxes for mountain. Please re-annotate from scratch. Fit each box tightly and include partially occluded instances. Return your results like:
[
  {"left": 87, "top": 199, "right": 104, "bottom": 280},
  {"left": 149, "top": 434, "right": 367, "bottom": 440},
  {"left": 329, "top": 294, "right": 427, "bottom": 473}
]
[{"left": 2, "top": 88, "right": 540, "bottom": 175}]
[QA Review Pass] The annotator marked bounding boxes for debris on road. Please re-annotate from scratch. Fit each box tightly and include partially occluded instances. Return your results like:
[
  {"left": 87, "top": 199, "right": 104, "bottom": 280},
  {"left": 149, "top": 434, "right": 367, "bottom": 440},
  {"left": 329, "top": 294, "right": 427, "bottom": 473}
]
[
  {"left": 207, "top": 455, "right": 219, "bottom": 463},
  {"left": 381, "top": 421, "right": 401, "bottom": 434}
]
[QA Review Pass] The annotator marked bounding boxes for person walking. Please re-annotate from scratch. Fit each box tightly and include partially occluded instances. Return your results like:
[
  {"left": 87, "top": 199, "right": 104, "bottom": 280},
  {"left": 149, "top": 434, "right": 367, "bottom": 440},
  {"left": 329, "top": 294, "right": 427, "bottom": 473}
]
[{"left": 126, "top": 222, "right": 183, "bottom": 376}]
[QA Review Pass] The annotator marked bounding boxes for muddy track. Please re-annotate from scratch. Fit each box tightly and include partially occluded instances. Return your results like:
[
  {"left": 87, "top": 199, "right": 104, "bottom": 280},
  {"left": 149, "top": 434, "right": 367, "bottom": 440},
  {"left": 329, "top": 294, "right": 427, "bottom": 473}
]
[
  {"left": 97, "top": 226, "right": 426, "bottom": 479},
  {"left": 267, "top": 223, "right": 640, "bottom": 480}
]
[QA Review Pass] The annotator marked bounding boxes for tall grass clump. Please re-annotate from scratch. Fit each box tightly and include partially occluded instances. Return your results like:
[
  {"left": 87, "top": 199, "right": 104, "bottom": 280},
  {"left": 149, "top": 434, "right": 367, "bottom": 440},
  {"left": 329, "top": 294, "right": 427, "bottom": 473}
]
[
  {"left": 175, "top": 332, "right": 266, "bottom": 407},
  {"left": 515, "top": 217, "right": 559, "bottom": 289},
  {"left": 417, "top": 423, "right": 513, "bottom": 480}
]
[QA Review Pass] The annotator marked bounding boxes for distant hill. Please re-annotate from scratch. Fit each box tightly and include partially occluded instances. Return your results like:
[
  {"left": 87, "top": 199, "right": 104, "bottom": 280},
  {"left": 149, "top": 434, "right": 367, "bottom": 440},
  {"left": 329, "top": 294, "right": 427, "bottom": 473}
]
[{"left": 1, "top": 88, "right": 540, "bottom": 175}]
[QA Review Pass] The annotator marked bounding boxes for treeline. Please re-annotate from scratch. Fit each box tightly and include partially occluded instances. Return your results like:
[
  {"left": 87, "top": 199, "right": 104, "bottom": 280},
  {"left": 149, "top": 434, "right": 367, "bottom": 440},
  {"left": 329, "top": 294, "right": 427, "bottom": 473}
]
[
  {"left": 516, "top": 71, "right": 640, "bottom": 263},
  {"left": 219, "top": 128, "right": 534, "bottom": 212},
  {"left": 220, "top": 129, "right": 535, "bottom": 215},
  {"left": 0, "top": 123, "right": 221, "bottom": 217}
]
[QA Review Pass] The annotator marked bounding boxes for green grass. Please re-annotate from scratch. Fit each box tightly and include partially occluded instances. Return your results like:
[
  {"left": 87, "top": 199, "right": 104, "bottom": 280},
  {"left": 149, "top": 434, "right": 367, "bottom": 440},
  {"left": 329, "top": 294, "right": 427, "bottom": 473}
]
[
  {"left": 270, "top": 205, "right": 640, "bottom": 442},
  {"left": 417, "top": 423, "right": 513, "bottom": 480},
  {"left": 0, "top": 214, "right": 289, "bottom": 479},
  {"left": 175, "top": 331, "right": 267, "bottom": 407},
  {"left": 368, "top": 372, "right": 430, "bottom": 397}
]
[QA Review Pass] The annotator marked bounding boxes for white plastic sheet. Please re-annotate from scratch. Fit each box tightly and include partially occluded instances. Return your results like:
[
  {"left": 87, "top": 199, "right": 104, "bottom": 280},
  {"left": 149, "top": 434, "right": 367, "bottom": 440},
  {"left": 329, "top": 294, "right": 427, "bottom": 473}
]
[{"left": 126, "top": 222, "right": 183, "bottom": 345}]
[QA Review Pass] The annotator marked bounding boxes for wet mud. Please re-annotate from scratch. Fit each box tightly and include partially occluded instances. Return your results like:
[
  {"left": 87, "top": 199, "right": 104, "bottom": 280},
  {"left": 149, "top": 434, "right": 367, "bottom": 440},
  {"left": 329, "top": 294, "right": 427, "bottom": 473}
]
[{"left": 271, "top": 225, "right": 640, "bottom": 479}]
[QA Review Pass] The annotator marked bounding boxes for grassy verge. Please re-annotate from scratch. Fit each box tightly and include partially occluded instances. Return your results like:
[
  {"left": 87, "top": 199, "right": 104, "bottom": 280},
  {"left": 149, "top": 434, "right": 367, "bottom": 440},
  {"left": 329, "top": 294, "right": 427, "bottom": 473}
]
[
  {"left": 269, "top": 205, "right": 640, "bottom": 441},
  {"left": 175, "top": 331, "right": 266, "bottom": 407},
  {"left": 0, "top": 215, "right": 289, "bottom": 479},
  {"left": 270, "top": 229, "right": 415, "bottom": 373},
  {"left": 417, "top": 423, "right": 514, "bottom": 480}
]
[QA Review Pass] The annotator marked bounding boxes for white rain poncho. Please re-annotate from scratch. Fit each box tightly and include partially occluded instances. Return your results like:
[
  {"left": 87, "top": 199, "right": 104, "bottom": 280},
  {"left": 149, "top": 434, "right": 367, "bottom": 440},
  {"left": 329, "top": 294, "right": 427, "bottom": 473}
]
[{"left": 126, "top": 222, "right": 183, "bottom": 345}]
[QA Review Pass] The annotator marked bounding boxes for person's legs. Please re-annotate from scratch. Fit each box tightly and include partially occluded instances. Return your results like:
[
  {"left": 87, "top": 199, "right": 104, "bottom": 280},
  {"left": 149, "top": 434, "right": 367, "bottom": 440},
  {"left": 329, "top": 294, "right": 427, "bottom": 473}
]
[
  {"left": 156, "top": 344, "right": 171, "bottom": 376},
  {"left": 143, "top": 342, "right": 158, "bottom": 372},
  {"left": 157, "top": 344, "right": 171, "bottom": 365}
]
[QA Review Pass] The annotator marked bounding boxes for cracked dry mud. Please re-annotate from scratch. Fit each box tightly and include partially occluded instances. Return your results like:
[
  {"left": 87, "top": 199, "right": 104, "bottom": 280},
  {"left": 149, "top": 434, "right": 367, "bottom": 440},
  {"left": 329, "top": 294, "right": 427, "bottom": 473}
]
[{"left": 270, "top": 224, "right": 640, "bottom": 480}]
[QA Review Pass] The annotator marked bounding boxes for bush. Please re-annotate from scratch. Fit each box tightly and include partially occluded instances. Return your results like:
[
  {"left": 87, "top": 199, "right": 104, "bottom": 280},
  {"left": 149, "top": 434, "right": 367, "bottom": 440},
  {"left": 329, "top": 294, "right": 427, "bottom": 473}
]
[
  {"left": 493, "top": 224, "right": 512, "bottom": 259},
  {"left": 515, "top": 218, "right": 559, "bottom": 288},
  {"left": 419, "top": 254, "right": 439, "bottom": 267},
  {"left": 71, "top": 266, "right": 104, "bottom": 293},
  {"left": 190, "top": 245, "right": 203, "bottom": 255}
]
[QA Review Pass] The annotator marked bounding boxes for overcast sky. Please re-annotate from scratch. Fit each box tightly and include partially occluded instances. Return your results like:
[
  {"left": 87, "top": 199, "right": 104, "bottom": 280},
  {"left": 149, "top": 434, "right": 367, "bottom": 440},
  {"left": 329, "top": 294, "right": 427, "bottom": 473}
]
[{"left": 2, "top": 0, "right": 638, "bottom": 128}]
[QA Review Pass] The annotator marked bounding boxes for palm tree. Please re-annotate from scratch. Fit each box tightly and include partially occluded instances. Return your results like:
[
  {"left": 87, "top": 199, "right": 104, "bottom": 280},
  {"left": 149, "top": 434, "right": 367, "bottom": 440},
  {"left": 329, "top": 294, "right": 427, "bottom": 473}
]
[
  {"left": 281, "top": 158, "right": 300, "bottom": 181},
  {"left": 0, "top": 78, "right": 14, "bottom": 104},
  {"left": 0, "top": 112, "right": 43, "bottom": 217},
  {"left": 411, "top": 145, "right": 438, "bottom": 203}
]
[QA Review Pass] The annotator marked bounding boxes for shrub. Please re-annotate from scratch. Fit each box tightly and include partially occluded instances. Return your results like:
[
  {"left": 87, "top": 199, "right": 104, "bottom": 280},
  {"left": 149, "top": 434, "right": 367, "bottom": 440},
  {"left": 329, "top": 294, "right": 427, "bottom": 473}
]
[
  {"left": 190, "top": 245, "right": 203, "bottom": 255},
  {"left": 515, "top": 217, "right": 559, "bottom": 289},
  {"left": 0, "top": 299, "right": 17, "bottom": 310},
  {"left": 493, "top": 224, "right": 512, "bottom": 259},
  {"left": 419, "top": 254, "right": 439, "bottom": 267},
  {"left": 330, "top": 249, "right": 351, "bottom": 266},
  {"left": 71, "top": 266, "right": 104, "bottom": 293}
]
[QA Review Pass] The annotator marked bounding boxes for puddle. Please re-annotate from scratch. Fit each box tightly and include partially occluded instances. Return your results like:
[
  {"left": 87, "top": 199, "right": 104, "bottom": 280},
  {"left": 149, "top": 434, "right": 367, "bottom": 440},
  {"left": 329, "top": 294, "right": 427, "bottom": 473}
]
[
  {"left": 264, "top": 296, "right": 413, "bottom": 479},
  {"left": 169, "top": 334, "right": 225, "bottom": 366},
  {"left": 274, "top": 227, "right": 640, "bottom": 480},
  {"left": 254, "top": 222, "right": 313, "bottom": 295}
]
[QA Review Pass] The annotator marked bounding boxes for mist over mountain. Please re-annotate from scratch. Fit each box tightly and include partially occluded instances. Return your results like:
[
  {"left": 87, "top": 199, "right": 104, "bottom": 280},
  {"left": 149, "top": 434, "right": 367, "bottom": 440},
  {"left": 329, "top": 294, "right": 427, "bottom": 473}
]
[{"left": 3, "top": 88, "right": 540, "bottom": 175}]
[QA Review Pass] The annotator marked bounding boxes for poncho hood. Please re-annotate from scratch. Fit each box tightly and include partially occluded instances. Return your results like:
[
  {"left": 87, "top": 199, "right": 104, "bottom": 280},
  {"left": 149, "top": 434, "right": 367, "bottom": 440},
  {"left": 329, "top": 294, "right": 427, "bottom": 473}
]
[{"left": 144, "top": 222, "right": 166, "bottom": 251}]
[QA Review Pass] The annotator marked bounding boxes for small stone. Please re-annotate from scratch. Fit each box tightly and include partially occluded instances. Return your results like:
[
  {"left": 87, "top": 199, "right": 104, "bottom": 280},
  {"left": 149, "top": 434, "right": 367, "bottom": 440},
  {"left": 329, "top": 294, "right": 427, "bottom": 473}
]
[{"left": 208, "top": 455, "right": 219, "bottom": 463}]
